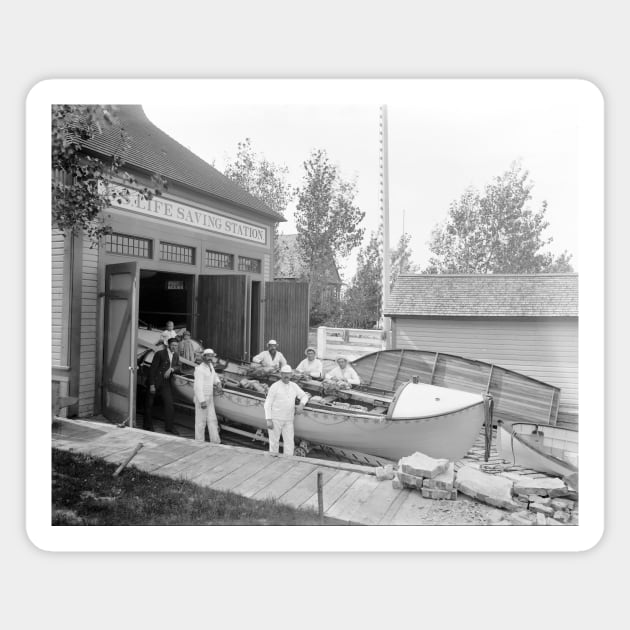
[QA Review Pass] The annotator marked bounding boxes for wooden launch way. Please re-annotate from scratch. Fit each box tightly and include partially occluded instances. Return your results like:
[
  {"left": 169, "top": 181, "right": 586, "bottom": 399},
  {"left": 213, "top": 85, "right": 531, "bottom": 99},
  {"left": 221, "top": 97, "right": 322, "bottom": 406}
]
[{"left": 51, "top": 418, "right": 503, "bottom": 525}]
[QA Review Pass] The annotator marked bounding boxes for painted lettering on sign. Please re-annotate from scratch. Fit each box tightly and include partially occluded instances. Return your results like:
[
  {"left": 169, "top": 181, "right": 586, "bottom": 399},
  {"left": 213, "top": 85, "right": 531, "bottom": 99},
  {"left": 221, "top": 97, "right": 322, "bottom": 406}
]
[{"left": 106, "top": 185, "right": 268, "bottom": 245}]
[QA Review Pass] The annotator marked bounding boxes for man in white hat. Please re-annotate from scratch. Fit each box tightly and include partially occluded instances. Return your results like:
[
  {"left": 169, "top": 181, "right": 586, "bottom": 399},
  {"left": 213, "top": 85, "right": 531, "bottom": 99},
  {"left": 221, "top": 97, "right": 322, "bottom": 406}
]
[
  {"left": 193, "top": 348, "right": 223, "bottom": 443},
  {"left": 325, "top": 356, "right": 361, "bottom": 386},
  {"left": 263, "top": 365, "right": 309, "bottom": 456},
  {"left": 295, "top": 346, "right": 323, "bottom": 379},
  {"left": 251, "top": 339, "right": 287, "bottom": 370}
]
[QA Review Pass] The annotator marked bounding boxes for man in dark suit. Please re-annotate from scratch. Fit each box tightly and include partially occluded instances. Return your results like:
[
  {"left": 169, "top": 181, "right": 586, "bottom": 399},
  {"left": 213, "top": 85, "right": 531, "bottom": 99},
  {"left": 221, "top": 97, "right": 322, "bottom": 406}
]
[{"left": 144, "top": 336, "right": 181, "bottom": 435}]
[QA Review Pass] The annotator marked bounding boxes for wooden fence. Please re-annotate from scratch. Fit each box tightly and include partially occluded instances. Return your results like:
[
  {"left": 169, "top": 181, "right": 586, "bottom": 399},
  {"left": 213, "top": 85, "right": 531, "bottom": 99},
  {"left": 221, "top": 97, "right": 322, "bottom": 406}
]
[{"left": 316, "top": 326, "right": 386, "bottom": 362}]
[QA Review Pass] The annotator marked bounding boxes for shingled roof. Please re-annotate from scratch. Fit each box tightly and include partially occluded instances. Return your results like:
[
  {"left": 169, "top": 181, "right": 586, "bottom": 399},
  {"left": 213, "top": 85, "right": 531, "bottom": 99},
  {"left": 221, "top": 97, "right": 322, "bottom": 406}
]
[
  {"left": 275, "top": 234, "right": 342, "bottom": 284},
  {"left": 385, "top": 274, "right": 578, "bottom": 317},
  {"left": 80, "top": 105, "right": 284, "bottom": 222}
]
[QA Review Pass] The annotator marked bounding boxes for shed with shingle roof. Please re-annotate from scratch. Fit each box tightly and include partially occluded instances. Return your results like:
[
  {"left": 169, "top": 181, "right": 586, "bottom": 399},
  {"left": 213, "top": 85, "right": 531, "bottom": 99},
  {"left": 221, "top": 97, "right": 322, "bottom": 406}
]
[
  {"left": 274, "top": 234, "right": 342, "bottom": 306},
  {"left": 385, "top": 274, "right": 579, "bottom": 424}
]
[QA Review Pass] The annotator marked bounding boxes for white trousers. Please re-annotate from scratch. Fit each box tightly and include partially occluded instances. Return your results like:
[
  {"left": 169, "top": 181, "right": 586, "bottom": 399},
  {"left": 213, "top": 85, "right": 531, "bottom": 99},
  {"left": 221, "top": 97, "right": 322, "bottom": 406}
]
[
  {"left": 194, "top": 396, "right": 220, "bottom": 443},
  {"left": 268, "top": 418, "right": 294, "bottom": 456}
]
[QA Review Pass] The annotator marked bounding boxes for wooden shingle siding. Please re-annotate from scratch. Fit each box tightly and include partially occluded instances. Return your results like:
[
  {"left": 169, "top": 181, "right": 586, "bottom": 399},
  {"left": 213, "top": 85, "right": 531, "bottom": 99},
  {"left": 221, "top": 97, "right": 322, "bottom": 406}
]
[
  {"left": 51, "top": 229, "right": 67, "bottom": 367},
  {"left": 78, "top": 238, "right": 99, "bottom": 415},
  {"left": 393, "top": 317, "right": 578, "bottom": 416}
]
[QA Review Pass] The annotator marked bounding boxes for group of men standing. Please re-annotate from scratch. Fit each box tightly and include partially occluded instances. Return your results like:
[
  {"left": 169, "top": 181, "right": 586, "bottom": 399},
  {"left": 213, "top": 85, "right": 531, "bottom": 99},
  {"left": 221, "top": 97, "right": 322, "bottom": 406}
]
[
  {"left": 145, "top": 322, "right": 223, "bottom": 443},
  {"left": 143, "top": 330, "right": 360, "bottom": 457}
]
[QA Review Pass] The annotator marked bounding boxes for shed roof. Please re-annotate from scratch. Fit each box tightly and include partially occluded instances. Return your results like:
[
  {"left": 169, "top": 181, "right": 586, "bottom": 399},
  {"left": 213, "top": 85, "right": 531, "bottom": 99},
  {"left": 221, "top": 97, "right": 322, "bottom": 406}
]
[
  {"left": 385, "top": 273, "right": 578, "bottom": 317},
  {"left": 275, "top": 234, "right": 342, "bottom": 284},
  {"left": 81, "top": 105, "right": 284, "bottom": 222}
]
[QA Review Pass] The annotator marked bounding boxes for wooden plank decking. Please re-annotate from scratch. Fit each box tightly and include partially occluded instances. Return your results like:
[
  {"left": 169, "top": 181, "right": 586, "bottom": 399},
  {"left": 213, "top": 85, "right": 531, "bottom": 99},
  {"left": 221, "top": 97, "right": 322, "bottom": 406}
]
[{"left": 52, "top": 417, "right": 493, "bottom": 526}]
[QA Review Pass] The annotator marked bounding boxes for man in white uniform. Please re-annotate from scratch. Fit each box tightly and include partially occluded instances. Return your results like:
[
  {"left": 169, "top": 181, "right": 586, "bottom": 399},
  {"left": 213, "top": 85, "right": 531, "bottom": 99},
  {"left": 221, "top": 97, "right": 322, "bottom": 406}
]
[
  {"left": 295, "top": 346, "right": 324, "bottom": 379},
  {"left": 325, "top": 356, "right": 361, "bottom": 386},
  {"left": 252, "top": 339, "right": 287, "bottom": 370},
  {"left": 193, "top": 348, "right": 223, "bottom": 443},
  {"left": 264, "top": 365, "right": 309, "bottom": 456}
]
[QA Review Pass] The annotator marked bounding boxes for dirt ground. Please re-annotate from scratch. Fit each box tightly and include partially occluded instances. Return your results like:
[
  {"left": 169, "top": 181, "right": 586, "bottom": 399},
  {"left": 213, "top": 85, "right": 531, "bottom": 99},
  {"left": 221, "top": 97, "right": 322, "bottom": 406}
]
[{"left": 416, "top": 496, "right": 505, "bottom": 525}]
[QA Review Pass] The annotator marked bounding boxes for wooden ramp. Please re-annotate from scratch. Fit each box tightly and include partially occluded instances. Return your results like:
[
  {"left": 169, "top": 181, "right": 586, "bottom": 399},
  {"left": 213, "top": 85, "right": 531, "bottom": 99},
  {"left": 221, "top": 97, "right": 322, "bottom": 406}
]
[{"left": 51, "top": 417, "right": 493, "bottom": 526}]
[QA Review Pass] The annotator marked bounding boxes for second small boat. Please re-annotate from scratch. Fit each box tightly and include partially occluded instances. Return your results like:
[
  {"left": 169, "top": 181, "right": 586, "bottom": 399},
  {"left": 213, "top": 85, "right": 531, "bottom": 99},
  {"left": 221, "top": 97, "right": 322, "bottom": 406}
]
[{"left": 496, "top": 420, "right": 578, "bottom": 489}]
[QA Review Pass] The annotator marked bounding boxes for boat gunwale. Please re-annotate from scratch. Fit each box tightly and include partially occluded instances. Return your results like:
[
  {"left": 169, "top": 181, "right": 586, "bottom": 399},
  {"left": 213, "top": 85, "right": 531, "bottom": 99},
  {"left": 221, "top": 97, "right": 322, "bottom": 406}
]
[
  {"left": 172, "top": 372, "right": 485, "bottom": 424},
  {"left": 506, "top": 420, "right": 578, "bottom": 436}
]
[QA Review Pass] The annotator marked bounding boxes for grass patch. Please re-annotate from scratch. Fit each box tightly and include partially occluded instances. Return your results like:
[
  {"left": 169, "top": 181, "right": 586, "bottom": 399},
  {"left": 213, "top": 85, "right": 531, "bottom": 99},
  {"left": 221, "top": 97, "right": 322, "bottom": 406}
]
[{"left": 52, "top": 448, "right": 340, "bottom": 526}]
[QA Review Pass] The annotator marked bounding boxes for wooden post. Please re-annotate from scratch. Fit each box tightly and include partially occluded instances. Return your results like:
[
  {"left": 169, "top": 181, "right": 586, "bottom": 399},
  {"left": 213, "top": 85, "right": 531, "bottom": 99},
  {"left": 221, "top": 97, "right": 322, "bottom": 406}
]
[
  {"left": 483, "top": 396, "right": 493, "bottom": 462},
  {"left": 113, "top": 442, "right": 143, "bottom": 477},
  {"left": 317, "top": 471, "right": 324, "bottom": 524},
  {"left": 317, "top": 326, "right": 327, "bottom": 359}
]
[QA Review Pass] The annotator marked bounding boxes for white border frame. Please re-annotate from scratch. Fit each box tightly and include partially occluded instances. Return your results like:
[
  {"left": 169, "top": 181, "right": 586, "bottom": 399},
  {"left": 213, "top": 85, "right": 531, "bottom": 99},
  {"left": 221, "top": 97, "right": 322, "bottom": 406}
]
[{"left": 27, "top": 79, "right": 603, "bottom": 552}]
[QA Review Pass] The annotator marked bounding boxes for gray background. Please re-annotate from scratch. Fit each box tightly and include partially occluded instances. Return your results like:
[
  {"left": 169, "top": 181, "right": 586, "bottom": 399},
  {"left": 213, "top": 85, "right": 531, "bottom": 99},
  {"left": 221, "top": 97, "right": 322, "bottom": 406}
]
[{"left": 5, "top": 1, "right": 624, "bottom": 628}]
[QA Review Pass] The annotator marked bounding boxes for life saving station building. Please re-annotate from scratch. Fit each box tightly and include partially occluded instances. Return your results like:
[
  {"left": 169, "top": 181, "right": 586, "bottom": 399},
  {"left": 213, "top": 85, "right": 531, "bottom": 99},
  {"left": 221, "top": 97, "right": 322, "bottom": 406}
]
[{"left": 52, "top": 105, "right": 309, "bottom": 423}]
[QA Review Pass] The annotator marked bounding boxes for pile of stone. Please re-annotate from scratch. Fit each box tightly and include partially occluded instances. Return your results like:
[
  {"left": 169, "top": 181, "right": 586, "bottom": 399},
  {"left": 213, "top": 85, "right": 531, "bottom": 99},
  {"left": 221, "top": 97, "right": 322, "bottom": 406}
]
[
  {"left": 385, "top": 452, "right": 458, "bottom": 500},
  {"left": 506, "top": 478, "right": 578, "bottom": 526},
  {"left": 375, "top": 451, "right": 578, "bottom": 525},
  {"left": 455, "top": 465, "right": 578, "bottom": 526}
]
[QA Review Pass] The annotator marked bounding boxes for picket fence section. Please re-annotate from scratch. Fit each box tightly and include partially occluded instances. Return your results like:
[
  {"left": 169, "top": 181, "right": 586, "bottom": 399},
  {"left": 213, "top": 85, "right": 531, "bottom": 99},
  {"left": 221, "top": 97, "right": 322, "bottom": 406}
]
[{"left": 316, "top": 326, "right": 386, "bottom": 363}]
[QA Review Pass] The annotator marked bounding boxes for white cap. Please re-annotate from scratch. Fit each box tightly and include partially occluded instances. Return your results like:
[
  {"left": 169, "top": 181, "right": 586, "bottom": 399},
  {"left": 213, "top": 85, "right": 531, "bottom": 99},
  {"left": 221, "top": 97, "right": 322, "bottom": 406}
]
[
  {"left": 268, "top": 339, "right": 278, "bottom": 345},
  {"left": 202, "top": 348, "right": 215, "bottom": 355},
  {"left": 280, "top": 365, "right": 292, "bottom": 373}
]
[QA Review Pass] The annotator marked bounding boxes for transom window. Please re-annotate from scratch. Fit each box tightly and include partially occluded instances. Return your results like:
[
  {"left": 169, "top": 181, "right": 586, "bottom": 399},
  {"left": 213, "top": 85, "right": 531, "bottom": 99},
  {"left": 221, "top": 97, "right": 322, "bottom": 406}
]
[
  {"left": 160, "top": 242, "right": 195, "bottom": 265},
  {"left": 238, "top": 256, "right": 261, "bottom": 273},
  {"left": 105, "top": 232, "right": 153, "bottom": 258},
  {"left": 206, "top": 250, "right": 234, "bottom": 270}
]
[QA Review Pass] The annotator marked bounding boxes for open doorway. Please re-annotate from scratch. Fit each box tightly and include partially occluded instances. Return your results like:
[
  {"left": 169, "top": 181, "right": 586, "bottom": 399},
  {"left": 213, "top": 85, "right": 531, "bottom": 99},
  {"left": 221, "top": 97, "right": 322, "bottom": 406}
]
[{"left": 139, "top": 270, "right": 194, "bottom": 332}]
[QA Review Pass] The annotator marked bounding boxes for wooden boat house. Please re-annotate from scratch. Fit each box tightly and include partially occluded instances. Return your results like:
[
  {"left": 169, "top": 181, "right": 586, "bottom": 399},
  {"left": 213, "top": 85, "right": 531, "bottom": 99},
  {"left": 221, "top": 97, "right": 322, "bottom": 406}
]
[
  {"left": 52, "top": 105, "right": 309, "bottom": 423},
  {"left": 384, "top": 274, "right": 579, "bottom": 427}
]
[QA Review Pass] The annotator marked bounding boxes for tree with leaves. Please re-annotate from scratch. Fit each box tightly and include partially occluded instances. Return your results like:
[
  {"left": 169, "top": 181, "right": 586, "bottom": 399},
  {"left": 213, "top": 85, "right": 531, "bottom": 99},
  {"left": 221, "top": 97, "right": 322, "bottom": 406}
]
[
  {"left": 52, "top": 105, "right": 166, "bottom": 244},
  {"left": 223, "top": 138, "right": 293, "bottom": 221},
  {"left": 390, "top": 231, "right": 421, "bottom": 289},
  {"left": 424, "top": 162, "right": 573, "bottom": 274},
  {"left": 340, "top": 230, "right": 421, "bottom": 328},
  {"left": 223, "top": 138, "right": 294, "bottom": 275},
  {"left": 294, "top": 149, "right": 365, "bottom": 322},
  {"left": 341, "top": 232, "right": 381, "bottom": 328}
]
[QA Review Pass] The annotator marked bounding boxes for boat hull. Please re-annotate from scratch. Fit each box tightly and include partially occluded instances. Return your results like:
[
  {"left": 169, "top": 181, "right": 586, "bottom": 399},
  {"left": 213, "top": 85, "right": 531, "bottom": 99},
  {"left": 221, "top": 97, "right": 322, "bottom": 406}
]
[
  {"left": 171, "top": 374, "right": 486, "bottom": 461},
  {"left": 496, "top": 421, "right": 578, "bottom": 479}
]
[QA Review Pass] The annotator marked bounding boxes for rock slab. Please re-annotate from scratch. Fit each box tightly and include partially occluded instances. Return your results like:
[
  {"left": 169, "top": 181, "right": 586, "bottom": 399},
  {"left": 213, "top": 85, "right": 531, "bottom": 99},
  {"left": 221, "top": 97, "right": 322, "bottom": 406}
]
[
  {"left": 455, "top": 465, "right": 521, "bottom": 511},
  {"left": 513, "top": 477, "right": 569, "bottom": 498}
]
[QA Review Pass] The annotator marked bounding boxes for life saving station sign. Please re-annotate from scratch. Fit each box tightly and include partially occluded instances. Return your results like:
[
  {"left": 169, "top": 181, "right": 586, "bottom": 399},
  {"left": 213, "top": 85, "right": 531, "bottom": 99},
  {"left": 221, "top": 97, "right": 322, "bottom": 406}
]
[{"left": 106, "top": 185, "right": 268, "bottom": 245}]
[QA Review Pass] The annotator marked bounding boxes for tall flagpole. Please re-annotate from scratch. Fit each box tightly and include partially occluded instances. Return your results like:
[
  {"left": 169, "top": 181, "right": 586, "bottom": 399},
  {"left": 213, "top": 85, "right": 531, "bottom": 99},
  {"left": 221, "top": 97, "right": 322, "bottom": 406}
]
[{"left": 379, "top": 105, "right": 391, "bottom": 348}]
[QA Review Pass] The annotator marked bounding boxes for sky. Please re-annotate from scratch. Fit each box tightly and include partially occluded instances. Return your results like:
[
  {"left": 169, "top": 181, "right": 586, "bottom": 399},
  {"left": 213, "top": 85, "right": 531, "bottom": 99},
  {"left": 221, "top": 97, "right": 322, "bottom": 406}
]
[{"left": 143, "top": 82, "right": 580, "bottom": 283}]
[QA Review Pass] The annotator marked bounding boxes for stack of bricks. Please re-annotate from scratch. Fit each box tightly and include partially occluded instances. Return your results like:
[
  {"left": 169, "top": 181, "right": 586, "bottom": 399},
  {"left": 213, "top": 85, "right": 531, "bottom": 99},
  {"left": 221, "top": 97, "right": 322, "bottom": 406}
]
[{"left": 392, "top": 452, "right": 457, "bottom": 500}]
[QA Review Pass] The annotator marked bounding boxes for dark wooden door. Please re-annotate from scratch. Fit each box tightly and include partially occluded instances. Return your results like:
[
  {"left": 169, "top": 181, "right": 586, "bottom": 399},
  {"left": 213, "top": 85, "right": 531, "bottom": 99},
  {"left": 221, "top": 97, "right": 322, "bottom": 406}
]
[
  {"left": 103, "top": 262, "right": 139, "bottom": 425},
  {"left": 197, "top": 275, "right": 251, "bottom": 361},
  {"left": 264, "top": 281, "right": 310, "bottom": 368}
]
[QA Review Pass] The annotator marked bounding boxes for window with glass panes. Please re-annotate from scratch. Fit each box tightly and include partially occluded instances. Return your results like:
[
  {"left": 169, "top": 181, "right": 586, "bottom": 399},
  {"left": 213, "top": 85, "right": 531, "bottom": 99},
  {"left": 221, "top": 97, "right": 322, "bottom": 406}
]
[
  {"left": 105, "top": 233, "right": 153, "bottom": 258},
  {"left": 237, "top": 256, "right": 261, "bottom": 273},
  {"left": 160, "top": 242, "right": 195, "bottom": 264},
  {"left": 205, "top": 250, "right": 234, "bottom": 270}
]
